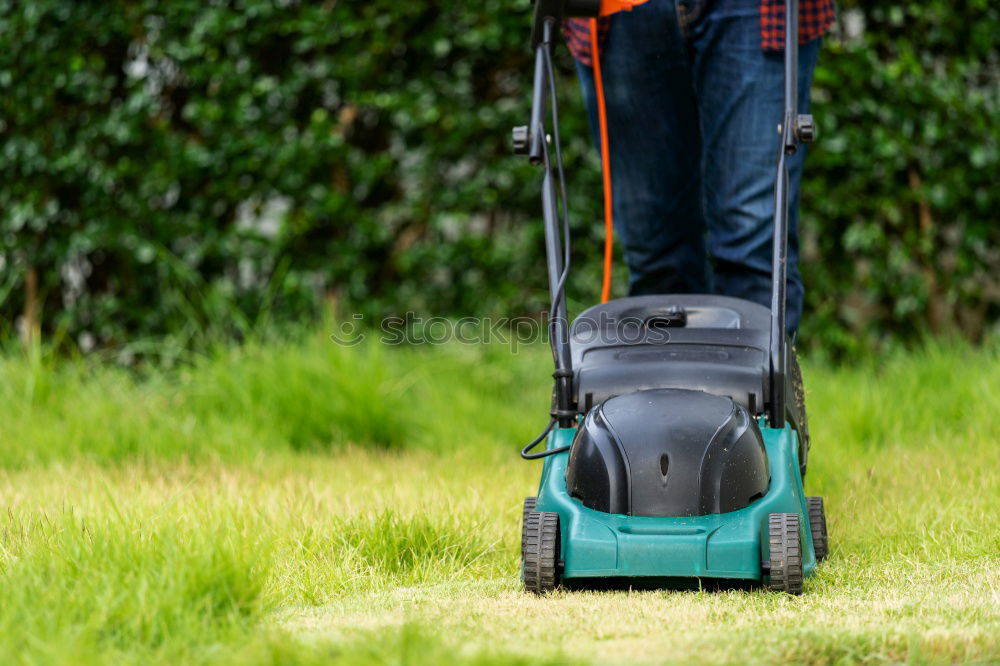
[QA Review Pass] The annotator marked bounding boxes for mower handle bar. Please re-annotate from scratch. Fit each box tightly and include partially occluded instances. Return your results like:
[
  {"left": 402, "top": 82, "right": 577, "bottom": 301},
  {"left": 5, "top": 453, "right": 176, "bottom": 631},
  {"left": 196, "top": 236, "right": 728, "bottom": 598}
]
[{"left": 519, "top": 0, "right": 812, "bottom": 430}]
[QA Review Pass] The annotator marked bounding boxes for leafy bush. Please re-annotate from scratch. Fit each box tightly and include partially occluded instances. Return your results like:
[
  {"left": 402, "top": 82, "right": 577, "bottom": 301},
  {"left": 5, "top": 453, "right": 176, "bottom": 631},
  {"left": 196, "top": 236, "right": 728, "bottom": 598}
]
[
  {"left": 0, "top": 0, "right": 996, "bottom": 355},
  {"left": 803, "top": 1, "right": 999, "bottom": 354}
]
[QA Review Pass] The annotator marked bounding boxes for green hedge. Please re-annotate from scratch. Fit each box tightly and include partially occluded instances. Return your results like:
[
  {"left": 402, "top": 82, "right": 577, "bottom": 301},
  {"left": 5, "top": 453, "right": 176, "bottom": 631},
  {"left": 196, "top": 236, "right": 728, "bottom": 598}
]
[
  {"left": 803, "top": 1, "right": 999, "bottom": 353},
  {"left": 1, "top": 0, "right": 997, "bottom": 356}
]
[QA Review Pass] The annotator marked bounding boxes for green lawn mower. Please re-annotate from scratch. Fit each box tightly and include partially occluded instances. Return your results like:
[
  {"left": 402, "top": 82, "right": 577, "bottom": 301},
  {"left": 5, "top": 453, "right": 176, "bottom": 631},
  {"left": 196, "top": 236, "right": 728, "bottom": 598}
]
[{"left": 515, "top": 0, "right": 828, "bottom": 594}]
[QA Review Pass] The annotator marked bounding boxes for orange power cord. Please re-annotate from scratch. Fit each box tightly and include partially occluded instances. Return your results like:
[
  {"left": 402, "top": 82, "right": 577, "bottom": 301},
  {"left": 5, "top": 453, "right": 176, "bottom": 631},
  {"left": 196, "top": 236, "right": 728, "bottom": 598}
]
[{"left": 589, "top": 18, "right": 614, "bottom": 304}]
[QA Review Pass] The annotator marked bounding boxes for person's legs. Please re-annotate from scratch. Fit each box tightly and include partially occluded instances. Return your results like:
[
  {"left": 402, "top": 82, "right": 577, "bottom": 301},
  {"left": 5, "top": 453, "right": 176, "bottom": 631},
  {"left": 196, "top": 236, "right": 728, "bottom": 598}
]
[
  {"left": 688, "top": 0, "right": 819, "bottom": 334},
  {"left": 575, "top": 0, "right": 710, "bottom": 296}
]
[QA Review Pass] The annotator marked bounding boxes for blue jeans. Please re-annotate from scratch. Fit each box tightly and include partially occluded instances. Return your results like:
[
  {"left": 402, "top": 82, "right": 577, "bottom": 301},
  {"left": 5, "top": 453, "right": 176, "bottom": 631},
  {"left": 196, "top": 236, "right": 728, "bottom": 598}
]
[{"left": 575, "top": 0, "right": 819, "bottom": 334}]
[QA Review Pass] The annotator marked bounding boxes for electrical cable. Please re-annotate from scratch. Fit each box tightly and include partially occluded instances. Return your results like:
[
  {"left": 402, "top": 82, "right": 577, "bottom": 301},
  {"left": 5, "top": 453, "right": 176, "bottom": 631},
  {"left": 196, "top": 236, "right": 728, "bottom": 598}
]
[
  {"left": 538, "top": 38, "right": 572, "bottom": 372},
  {"left": 521, "top": 34, "right": 576, "bottom": 461},
  {"left": 520, "top": 418, "right": 564, "bottom": 459},
  {"left": 542, "top": 42, "right": 572, "bottom": 301},
  {"left": 589, "top": 18, "right": 615, "bottom": 304}
]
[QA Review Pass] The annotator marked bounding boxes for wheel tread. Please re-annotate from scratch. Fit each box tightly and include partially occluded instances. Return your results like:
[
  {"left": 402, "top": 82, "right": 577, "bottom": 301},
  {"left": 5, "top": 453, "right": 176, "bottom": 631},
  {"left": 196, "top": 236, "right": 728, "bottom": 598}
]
[
  {"left": 521, "top": 496, "right": 537, "bottom": 556},
  {"left": 522, "top": 510, "right": 560, "bottom": 594},
  {"left": 807, "top": 496, "right": 828, "bottom": 562},
  {"left": 767, "top": 512, "right": 803, "bottom": 594}
]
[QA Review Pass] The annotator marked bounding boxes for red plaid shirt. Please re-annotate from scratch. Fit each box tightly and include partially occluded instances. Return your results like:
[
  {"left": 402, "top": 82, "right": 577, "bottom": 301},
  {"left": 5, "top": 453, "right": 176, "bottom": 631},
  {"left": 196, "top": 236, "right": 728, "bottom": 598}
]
[{"left": 565, "top": 0, "right": 835, "bottom": 66}]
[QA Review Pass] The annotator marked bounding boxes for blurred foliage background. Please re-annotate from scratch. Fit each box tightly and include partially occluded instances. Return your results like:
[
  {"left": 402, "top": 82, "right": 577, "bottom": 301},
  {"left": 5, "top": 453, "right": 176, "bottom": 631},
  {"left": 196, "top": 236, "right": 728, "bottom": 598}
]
[{"left": 1, "top": 0, "right": 997, "bottom": 358}]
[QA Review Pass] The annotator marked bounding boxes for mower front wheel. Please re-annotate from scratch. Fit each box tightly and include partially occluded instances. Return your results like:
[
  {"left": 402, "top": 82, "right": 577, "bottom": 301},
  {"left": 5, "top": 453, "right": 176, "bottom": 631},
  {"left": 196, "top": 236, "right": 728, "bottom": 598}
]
[
  {"left": 765, "top": 513, "right": 803, "bottom": 595},
  {"left": 523, "top": 510, "right": 560, "bottom": 594}
]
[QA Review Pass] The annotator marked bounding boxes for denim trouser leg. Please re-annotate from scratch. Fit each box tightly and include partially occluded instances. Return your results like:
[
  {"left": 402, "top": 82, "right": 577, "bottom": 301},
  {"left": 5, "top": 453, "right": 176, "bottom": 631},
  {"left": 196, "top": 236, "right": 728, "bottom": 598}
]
[
  {"left": 575, "top": 0, "right": 711, "bottom": 296},
  {"left": 575, "top": 0, "right": 819, "bottom": 334}
]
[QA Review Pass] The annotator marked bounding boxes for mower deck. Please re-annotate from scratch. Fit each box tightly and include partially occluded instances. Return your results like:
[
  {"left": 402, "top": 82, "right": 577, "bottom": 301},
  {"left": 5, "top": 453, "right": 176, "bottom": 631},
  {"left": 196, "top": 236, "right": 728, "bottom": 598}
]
[{"left": 534, "top": 424, "right": 817, "bottom": 582}]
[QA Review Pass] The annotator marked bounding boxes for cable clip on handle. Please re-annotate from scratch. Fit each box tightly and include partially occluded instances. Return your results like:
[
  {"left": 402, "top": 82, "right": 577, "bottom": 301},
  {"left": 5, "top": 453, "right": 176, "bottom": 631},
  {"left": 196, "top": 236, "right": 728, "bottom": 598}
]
[{"left": 598, "top": 0, "right": 647, "bottom": 16}]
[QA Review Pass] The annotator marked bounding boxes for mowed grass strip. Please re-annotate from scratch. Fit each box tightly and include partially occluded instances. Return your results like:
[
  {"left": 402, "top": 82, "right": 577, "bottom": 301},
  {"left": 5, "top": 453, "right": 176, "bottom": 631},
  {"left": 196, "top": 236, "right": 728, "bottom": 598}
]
[{"left": 0, "top": 335, "right": 997, "bottom": 664}]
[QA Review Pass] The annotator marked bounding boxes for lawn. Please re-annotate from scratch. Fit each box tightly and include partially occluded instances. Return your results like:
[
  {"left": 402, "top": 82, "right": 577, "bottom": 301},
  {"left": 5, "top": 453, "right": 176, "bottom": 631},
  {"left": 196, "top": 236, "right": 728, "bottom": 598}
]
[{"left": 0, "top": 333, "right": 998, "bottom": 665}]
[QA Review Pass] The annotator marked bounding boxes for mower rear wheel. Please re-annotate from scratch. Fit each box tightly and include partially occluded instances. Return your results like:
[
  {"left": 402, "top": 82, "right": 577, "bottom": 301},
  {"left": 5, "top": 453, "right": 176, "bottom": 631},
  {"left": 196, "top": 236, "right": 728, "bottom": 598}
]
[
  {"left": 807, "top": 496, "right": 828, "bottom": 562},
  {"left": 521, "top": 496, "right": 537, "bottom": 556},
  {"left": 790, "top": 348, "right": 810, "bottom": 478},
  {"left": 523, "top": 511, "right": 560, "bottom": 594},
  {"left": 766, "top": 513, "right": 803, "bottom": 594}
]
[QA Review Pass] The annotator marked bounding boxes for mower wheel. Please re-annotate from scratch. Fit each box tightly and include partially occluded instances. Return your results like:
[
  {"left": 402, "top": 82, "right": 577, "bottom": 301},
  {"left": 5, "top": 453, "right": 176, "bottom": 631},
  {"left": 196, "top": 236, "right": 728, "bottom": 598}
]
[
  {"left": 766, "top": 513, "right": 803, "bottom": 594},
  {"left": 523, "top": 511, "right": 560, "bottom": 594},
  {"left": 790, "top": 348, "right": 810, "bottom": 478},
  {"left": 521, "top": 497, "right": 537, "bottom": 556},
  {"left": 807, "top": 496, "right": 828, "bottom": 561}
]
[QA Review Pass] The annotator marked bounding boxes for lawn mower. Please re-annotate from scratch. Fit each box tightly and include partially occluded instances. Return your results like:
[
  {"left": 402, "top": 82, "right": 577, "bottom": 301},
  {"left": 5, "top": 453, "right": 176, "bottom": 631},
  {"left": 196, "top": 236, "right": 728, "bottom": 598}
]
[{"left": 514, "top": 0, "right": 828, "bottom": 594}]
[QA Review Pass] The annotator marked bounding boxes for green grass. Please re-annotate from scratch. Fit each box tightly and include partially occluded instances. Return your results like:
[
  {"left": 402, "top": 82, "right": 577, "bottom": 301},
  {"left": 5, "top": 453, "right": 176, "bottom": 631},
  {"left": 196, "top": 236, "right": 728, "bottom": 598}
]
[{"left": 0, "top": 333, "right": 998, "bottom": 665}]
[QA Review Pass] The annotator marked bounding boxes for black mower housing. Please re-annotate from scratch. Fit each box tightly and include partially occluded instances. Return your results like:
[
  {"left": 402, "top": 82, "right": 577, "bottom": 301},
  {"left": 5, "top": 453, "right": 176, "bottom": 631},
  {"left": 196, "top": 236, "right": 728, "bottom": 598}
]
[{"left": 565, "top": 388, "right": 769, "bottom": 517}]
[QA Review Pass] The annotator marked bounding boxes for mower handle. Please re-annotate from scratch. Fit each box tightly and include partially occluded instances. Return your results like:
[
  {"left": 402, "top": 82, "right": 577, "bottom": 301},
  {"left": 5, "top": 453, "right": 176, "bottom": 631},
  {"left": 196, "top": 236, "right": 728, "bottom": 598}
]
[{"left": 768, "top": 0, "right": 816, "bottom": 428}]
